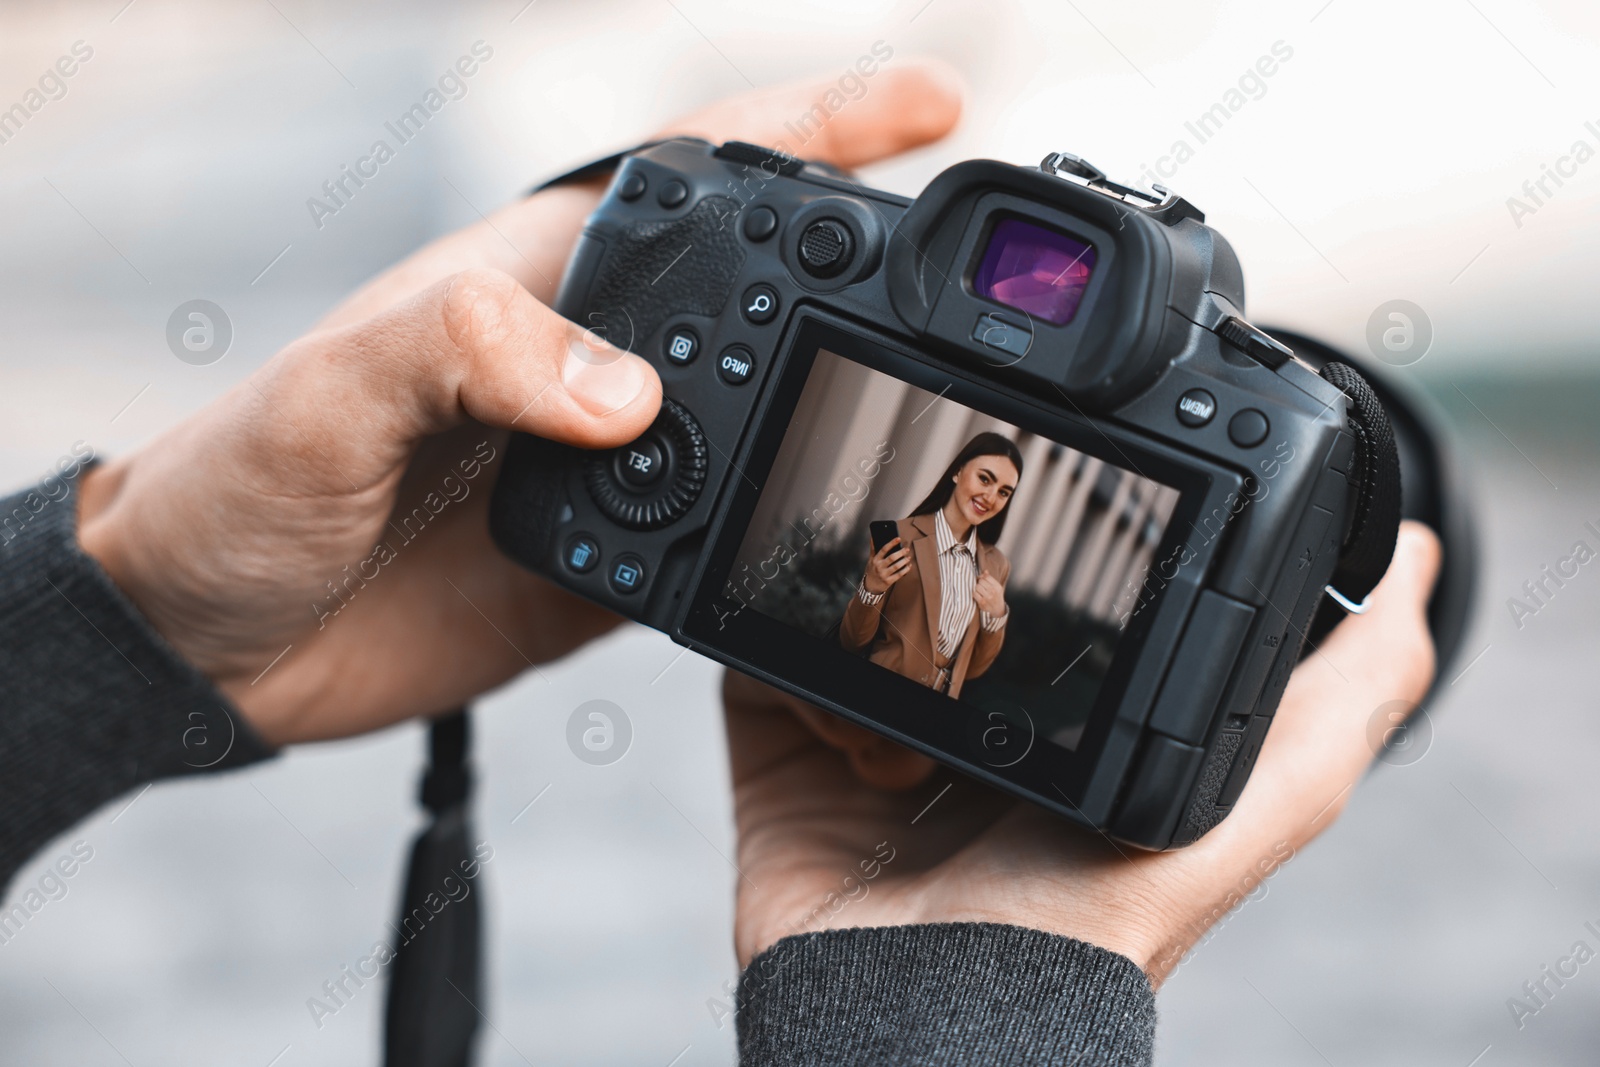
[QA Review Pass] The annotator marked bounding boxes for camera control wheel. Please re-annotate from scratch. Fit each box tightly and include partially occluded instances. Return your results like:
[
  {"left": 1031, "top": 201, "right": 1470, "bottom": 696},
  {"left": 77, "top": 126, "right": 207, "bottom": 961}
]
[{"left": 583, "top": 398, "right": 709, "bottom": 531}]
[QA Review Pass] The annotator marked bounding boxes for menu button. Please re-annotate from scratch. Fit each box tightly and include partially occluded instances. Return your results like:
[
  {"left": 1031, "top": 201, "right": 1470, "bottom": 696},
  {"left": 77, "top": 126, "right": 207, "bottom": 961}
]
[{"left": 1176, "top": 388, "right": 1217, "bottom": 428}]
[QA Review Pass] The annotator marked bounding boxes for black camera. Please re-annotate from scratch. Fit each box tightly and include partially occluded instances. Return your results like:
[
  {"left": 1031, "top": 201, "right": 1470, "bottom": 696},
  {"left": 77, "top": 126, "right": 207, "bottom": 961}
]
[{"left": 490, "top": 138, "right": 1401, "bottom": 849}]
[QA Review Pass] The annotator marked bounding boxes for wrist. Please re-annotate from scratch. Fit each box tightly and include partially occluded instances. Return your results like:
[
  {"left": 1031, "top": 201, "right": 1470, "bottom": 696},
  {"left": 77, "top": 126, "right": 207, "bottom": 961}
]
[
  {"left": 906, "top": 874, "right": 1171, "bottom": 983},
  {"left": 75, "top": 458, "right": 297, "bottom": 730},
  {"left": 74, "top": 460, "right": 127, "bottom": 575},
  {"left": 75, "top": 462, "right": 152, "bottom": 651},
  {"left": 75, "top": 460, "right": 180, "bottom": 659}
]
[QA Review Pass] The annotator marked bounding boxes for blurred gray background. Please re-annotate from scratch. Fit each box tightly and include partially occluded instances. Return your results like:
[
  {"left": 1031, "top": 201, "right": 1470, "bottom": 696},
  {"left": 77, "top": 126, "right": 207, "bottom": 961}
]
[{"left": 3, "top": 0, "right": 1599, "bottom": 1063}]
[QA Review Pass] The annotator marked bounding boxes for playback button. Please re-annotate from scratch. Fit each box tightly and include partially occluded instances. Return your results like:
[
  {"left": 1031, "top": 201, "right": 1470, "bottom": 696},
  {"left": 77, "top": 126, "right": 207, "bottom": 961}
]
[{"left": 609, "top": 554, "right": 647, "bottom": 595}]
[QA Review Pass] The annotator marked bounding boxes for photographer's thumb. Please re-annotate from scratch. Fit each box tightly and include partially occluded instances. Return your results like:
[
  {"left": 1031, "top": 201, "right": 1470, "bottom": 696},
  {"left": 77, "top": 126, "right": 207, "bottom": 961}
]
[{"left": 282, "top": 268, "right": 661, "bottom": 468}]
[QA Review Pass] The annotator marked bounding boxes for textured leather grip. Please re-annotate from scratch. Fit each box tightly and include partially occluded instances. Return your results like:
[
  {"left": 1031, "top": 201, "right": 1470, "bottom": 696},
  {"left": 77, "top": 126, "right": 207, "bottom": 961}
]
[{"left": 580, "top": 195, "right": 748, "bottom": 351}]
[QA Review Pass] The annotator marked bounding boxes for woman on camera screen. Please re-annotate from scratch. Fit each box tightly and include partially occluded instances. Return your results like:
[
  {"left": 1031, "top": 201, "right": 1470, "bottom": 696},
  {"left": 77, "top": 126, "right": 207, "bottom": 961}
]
[{"left": 840, "top": 432, "right": 1022, "bottom": 697}]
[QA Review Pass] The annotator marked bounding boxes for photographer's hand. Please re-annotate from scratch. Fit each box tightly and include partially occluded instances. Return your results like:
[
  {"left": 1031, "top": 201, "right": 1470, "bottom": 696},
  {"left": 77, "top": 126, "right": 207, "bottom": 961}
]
[
  {"left": 76, "top": 62, "right": 964, "bottom": 746},
  {"left": 725, "top": 521, "right": 1439, "bottom": 985}
]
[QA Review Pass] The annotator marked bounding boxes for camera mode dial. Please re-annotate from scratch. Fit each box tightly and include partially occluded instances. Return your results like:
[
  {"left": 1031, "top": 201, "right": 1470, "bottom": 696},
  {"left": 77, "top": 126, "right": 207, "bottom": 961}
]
[{"left": 583, "top": 398, "right": 709, "bottom": 531}]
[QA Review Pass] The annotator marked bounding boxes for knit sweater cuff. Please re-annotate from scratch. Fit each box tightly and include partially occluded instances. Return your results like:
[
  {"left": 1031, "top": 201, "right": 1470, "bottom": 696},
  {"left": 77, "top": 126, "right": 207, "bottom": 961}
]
[
  {"left": 736, "top": 922, "right": 1156, "bottom": 1066},
  {"left": 0, "top": 468, "right": 274, "bottom": 889}
]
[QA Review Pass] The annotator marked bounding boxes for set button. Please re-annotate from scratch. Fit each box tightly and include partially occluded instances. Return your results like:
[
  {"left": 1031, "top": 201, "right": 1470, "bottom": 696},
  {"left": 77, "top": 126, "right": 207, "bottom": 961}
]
[
  {"left": 583, "top": 398, "right": 709, "bottom": 531},
  {"left": 615, "top": 437, "right": 666, "bottom": 489}
]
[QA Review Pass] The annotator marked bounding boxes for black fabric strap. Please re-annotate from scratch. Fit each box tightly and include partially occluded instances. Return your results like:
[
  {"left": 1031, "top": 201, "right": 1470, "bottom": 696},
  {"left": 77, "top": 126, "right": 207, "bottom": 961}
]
[
  {"left": 1320, "top": 361, "right": 1402, "bottom": 609},
  {"left": 526, "top": 139, "right": 675, "bottom": 195},
  {"left": 384, "top": 709, "right": 481, "bottom": 1067}
]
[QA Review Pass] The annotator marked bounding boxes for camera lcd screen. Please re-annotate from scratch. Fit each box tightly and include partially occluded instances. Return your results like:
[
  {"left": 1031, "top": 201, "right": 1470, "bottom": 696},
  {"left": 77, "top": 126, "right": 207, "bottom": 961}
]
[
  {"left": 721, "top": 346, "right": 1180, "bottom": 754},
  {"left": 972, "top": 217, "right": 1097, "bottom": 326}
]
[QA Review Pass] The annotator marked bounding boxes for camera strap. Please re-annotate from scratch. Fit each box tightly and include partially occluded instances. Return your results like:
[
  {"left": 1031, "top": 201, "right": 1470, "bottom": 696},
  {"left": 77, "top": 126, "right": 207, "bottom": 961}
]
[
  {"left": 1318, "top": 362, "right": 1402, "bottom": 615},
  {"left": 373, "top": 137, "right": 692, "bottom": 1066},
  {"left": 528, "top": 141, "right": 670, "bottom": 193},
  {"left": 383, "top": 709, "right": 481, "bottom": 1067}
]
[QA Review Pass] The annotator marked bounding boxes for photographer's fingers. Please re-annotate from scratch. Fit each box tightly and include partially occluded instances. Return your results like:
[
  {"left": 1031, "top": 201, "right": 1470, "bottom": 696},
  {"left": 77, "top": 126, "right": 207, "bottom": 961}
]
[
  {"left": 728, "top": 672, "right": 936, "bottom": 792},
  {"left": 271, "top": 268, "right": 660, "bottom": 482},
  {"left": 319, "top": 60, "right": 964, "bottom": 329},
  {"left": 1117, "top": 523, "right": 1441, "bottom": 984},
  {"left": 724, "top": 672, "right": 933, "bottom": 790},
  {"left": 662, "top": 58, "right": 964, "bottom": 170},
  {"left": 1229, "top": 521, "right": 1442, "bottom": 840},
  {"left": 788, "top": 702, "right": 938, "bottom": 790},
  {"left": 320, "top": 181, "right": 602, "bottom": 327}
]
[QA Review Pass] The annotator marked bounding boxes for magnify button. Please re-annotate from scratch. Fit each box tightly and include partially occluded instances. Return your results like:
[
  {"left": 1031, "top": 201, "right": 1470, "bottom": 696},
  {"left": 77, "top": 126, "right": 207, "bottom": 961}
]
[{"left": 741, "top": 284, "right": 780, "bottom": 325}]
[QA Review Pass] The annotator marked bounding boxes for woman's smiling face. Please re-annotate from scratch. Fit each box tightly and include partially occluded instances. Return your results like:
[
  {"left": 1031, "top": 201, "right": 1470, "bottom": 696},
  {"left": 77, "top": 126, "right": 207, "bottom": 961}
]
[{"left": 952, "top": 454, "right": 1019, "bottom": 528}]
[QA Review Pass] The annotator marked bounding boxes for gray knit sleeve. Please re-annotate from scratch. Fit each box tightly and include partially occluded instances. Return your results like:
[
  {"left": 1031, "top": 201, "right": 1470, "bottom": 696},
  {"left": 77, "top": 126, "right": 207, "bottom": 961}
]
[
  {"left": 0, "top": 469, "right": 274, "bottom": 891},
  {"left": 736, "top": 922, "right": 1156, "bottom": 1066}
]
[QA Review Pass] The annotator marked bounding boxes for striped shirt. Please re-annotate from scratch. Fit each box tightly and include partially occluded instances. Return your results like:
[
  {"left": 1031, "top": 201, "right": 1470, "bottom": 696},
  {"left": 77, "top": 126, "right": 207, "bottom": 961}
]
[{"left": 933, "top": 510, "right": 1006, "bottom": 662}]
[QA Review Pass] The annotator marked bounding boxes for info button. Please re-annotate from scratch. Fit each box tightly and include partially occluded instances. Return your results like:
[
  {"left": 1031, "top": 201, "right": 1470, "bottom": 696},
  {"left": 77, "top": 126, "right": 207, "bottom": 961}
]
[
  {"left": 718, "top": 345, "right": 756, "bottom": 385},
  {"left": 1176, "top": 388, "right": 1217, "bottom": 428}
]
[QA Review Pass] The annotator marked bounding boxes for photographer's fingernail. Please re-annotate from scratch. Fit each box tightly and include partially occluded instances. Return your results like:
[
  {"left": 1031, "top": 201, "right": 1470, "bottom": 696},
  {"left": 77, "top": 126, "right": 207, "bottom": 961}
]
[{"left": 563, "top": 330, "right": 648, "bottom": 415}]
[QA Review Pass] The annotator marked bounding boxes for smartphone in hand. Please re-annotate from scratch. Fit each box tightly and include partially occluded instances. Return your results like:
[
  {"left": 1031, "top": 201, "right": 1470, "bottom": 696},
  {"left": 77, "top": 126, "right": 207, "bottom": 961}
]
[{"left": 869, "top": 520, "right": 900, "bottom": 555}]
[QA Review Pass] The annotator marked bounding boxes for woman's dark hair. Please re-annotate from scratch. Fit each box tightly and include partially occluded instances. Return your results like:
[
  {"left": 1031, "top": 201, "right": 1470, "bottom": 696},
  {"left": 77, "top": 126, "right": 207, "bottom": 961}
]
[{"left": 908, "top": 432, "right": 1024, "bottom": 544}]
